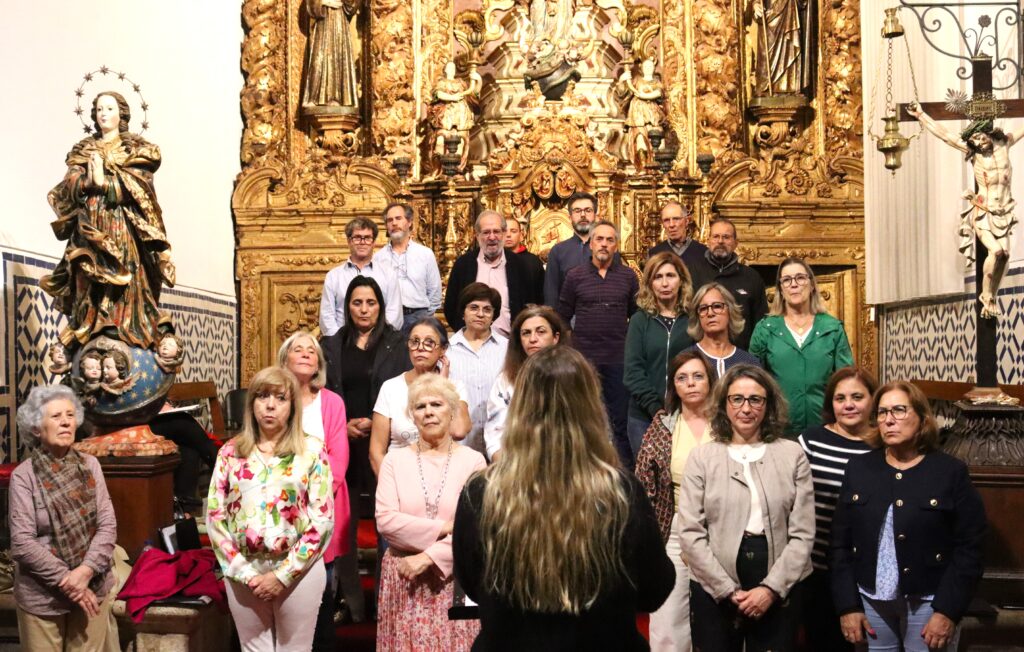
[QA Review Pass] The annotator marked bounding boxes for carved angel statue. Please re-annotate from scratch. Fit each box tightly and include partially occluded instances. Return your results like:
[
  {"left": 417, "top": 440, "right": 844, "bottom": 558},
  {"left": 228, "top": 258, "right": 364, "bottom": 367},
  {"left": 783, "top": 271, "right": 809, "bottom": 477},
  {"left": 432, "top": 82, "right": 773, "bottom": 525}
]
[
  {"left": 427, "top": 61, "right": 482, "bottom": 174},
  {"left": 302, "top": 0, "right": 360, "bottom": 111},
  {"left": 41, "top": 92, "right": 175, "bottom": 351},
  {"left": 618, "top": 58, "right": 666, "bottom": 171},
  {"left": 747, "top": 0, "right": 815, "bottom": 98},
  {"left": 908, "top": 102, "right": 1024, "bottom": 318}
]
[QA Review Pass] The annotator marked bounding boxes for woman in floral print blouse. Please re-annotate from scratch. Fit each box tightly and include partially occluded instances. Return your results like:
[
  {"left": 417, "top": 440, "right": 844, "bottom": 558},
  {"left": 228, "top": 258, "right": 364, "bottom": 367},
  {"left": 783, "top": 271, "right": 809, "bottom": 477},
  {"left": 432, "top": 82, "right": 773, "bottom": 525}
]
[{"left": 207, "top": 366, "right": 334, "bottom": 651}]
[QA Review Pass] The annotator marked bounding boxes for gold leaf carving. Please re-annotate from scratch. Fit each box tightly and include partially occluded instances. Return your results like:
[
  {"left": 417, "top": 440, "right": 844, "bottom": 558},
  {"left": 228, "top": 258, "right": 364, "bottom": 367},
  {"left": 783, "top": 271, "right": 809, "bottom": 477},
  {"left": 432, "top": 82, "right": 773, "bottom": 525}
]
[
  {"left": 692, "top": 0, "right": 743, "bottom": 165},
  {"left": 371, "top": 0, "right": 415, "bottom": 157},
  {"left": 241, "top": 0, "right": 286, "bottom": 167},
  {"left": 822, "top": 0, "right": 862, "bottom": 160},
  {"left": 660, "top": 0, "right": 689, "bottom": 171}
]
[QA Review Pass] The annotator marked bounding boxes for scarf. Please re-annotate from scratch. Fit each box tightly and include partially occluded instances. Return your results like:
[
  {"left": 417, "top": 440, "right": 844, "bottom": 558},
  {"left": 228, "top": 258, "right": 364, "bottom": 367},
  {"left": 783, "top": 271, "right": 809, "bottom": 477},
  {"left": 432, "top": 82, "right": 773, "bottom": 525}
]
[{"left": 30, "top": 447, "right": 99, "bottom": 572}]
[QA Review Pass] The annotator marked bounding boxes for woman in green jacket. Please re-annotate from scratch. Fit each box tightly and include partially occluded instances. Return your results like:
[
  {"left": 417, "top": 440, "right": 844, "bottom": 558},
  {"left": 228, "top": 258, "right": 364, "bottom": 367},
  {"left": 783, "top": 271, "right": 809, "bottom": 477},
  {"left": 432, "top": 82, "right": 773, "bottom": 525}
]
[
  {"left": 625, "top": 252, "right": 694, "bottom": 464},
  {"left": 749, "top": 257, "right": 853, "bottom": 436}
]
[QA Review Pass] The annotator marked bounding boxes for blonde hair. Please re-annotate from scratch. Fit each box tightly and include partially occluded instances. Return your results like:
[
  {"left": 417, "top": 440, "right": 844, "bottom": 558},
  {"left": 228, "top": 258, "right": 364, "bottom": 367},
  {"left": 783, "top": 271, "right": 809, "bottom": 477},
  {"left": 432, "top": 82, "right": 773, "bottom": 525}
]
[
  {"left": 407, "top": 373, "right": 460, "bottom": 417},
  {"left": 768, "top": 257, "right": 827, "bottom": 316},
  {"left": 637, "top": 252, "right": 693, "bottom": 316},
  {"left": 687, "top": 282, "right": 745, "bottom": 341},
  {"left": 480, "top": 347, "right": 629, "bottom": 613},
  {"left": 277, "top": 330, "right": 327, "bottom": 390},
  {"left": 234, "top": 367, "right": 306, "bottom": 458}
]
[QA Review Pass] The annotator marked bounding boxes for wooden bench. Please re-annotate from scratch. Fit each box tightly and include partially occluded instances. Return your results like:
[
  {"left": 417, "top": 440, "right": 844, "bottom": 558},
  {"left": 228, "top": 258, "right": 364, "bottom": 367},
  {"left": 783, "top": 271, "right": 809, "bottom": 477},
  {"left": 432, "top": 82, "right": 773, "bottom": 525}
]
[{"left": 166, "top": 382, "right": 226, "bottom": 441}]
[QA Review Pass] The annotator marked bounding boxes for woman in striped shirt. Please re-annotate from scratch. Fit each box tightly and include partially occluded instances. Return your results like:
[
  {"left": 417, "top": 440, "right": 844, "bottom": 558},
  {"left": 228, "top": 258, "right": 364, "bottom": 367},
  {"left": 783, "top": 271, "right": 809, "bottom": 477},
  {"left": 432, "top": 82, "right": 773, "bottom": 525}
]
[{"left": 797, "top": 366, "right": 879, "bottom": 651}]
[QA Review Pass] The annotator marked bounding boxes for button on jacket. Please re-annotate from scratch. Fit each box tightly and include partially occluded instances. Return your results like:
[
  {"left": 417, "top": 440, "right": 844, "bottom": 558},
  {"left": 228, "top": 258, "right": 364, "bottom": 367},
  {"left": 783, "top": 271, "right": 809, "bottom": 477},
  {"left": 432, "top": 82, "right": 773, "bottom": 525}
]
[{"left": 830, "top": 449, "right": 986, "bottom": 622}]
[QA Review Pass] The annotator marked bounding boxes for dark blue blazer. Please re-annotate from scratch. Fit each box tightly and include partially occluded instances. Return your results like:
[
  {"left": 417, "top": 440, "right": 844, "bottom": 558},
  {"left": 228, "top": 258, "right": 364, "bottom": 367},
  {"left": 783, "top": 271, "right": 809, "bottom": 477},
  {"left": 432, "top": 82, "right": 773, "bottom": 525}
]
[{"left": 830, "top": 449, "right": 986, "bottom": 621}]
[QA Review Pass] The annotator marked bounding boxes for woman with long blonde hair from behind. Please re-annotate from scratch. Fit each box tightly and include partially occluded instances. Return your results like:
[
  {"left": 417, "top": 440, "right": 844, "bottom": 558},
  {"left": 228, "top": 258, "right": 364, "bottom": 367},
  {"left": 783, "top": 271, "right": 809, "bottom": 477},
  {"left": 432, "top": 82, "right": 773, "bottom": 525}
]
[{"left": 453, "top": 346, "right": 673, "bottom": 650}]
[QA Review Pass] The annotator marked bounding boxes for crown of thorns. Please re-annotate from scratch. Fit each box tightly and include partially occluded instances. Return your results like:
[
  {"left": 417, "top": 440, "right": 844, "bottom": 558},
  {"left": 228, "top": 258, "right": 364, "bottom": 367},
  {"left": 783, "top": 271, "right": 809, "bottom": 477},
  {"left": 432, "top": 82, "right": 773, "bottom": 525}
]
[{"left": 73, "top": 66, "right": 150, "bottom": 134}]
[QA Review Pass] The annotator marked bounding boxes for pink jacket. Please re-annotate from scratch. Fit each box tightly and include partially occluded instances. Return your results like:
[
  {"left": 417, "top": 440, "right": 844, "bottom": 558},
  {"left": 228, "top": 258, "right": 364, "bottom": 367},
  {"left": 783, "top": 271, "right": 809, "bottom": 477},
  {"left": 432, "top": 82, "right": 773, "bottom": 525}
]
[{"left": 319, "top": 388, "right": 351, "bottom": 562}]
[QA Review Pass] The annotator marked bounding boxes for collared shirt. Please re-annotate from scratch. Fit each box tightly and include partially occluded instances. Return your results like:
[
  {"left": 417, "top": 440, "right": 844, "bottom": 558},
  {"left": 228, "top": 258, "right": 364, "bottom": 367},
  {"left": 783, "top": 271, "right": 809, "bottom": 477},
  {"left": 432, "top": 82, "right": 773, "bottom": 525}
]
[
  {"left": 557, "top": 260, "right": 639, "bottom": 365},
  {"left": 373, "top": 239, "right": 443, "bottom": 312},
  {"left": 668, "top": 238, "right": 693, "bottom": 258},
  {"left": 320, "top": 258, "right": 404, "bottom": 336},
  {"left": 543, "top": 233, "right": 593, "bottom": 307},
  {"left": 475, "top": 250, "right": 512, "bottom": 337},
  {"left": 448, "top": 329, "right": 509, "bottom": 455}
]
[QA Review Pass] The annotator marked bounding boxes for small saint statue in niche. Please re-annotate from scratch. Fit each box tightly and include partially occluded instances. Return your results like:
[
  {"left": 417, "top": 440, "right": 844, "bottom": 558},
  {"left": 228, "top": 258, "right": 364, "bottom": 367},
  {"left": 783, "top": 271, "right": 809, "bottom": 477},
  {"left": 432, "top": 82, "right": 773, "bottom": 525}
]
[
  {"left": 41, "top": 91, "right": 176, "bottom": 351},
  {"left": 746, "top": 0, "right": 815, "bottom": 99},
  {"left": 427, "top": 61, "right": 482, "bottom": 175},
  {"left": 618, "top": 58, "right": 666, "bottom": 171},
  {"left": 302, "top": 0, "right": 360, "bottom": 112},
  {"left": 908, "top": 102, "right": 1024, "bottom": 318}
]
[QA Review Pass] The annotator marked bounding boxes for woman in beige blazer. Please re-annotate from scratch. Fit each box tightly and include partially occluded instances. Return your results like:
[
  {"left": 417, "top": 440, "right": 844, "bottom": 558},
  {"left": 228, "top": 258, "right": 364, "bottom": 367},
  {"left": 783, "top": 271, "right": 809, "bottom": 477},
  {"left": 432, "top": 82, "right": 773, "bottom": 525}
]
[{"left": 679, "top": 364, "right": 815, "bottom": 652}]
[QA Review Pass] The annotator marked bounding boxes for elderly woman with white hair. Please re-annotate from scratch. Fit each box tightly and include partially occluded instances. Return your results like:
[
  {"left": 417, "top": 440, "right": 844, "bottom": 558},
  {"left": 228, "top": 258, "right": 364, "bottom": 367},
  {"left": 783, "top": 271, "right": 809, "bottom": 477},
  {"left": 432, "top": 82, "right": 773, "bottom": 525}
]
[
  {"left": 11, "top": 385, "right": 118, "bottom": 651},
  {"left": 277, "top": 330, "right": 349, "bottom": 651},
  {"left": 375, "top": 373, "right": 485, "bottom": 650}
]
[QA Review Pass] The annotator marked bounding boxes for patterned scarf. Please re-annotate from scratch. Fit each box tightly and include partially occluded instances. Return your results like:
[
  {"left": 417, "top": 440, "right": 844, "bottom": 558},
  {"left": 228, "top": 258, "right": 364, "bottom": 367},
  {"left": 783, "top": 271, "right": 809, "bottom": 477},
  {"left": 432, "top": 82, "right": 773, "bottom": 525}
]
[{"left": 30, "top": 447, "right": 98, "bottom": 570}]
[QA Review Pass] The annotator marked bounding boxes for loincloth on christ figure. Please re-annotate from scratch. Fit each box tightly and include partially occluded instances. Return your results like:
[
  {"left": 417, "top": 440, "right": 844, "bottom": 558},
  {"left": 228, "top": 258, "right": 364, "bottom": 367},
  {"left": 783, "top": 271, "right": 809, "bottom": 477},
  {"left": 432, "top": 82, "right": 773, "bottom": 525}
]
[{"left": 959, "top": 192, "right": 1017, "bottom": 265}]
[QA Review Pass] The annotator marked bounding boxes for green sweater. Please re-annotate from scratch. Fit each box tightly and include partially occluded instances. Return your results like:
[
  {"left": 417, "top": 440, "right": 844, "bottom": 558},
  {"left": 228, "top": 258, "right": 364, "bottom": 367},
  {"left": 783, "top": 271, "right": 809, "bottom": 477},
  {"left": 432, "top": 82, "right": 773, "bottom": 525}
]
[
  {"left": 749, "top": 313, "right": 854, "bottom": 435},
  {"left": 624, "top": 311, "right": 694, "bottom": 421}
]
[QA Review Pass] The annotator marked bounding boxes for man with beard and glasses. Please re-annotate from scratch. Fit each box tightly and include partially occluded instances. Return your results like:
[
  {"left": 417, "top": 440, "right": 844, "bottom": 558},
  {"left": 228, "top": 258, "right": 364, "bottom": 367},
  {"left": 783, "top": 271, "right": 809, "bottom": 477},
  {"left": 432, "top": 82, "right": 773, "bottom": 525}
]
[
  {"left": 688, "top": 218, "right": 768, "bottom": 349},
  {"left": 558, "top": 220, "right": 639, "bottom": 468},
  {"left": 647, "top": 200, "right": 708, "bottom": 272},
  {"left": 373, "top": 202, "right": 443, "bottom": 336},
  {"left": 543, "top": 191, "right": 619, "bottom": 307},
  {"left": 445, "top": 210, "right": 541, "bottom": 337},
  {"left": 320, "top": 217, "right": 403, "bottom": 335}
]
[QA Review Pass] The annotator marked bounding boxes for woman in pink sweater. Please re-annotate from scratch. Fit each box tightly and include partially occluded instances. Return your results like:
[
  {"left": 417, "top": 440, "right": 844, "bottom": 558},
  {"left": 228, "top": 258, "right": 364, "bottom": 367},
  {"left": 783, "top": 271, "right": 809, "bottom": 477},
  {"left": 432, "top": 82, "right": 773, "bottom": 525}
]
[{"left": 278, "top": 330, "right": 349, "bottom": 651}]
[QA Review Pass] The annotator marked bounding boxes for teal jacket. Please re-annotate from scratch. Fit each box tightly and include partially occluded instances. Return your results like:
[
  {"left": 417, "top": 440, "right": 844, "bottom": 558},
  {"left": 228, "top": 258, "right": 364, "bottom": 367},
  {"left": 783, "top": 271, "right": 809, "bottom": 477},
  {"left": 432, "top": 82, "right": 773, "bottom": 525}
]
[
  {"left": 749, "top": 313, "right": 854, "bottom": 435},
  {"left": 624, "top": 311, "right": 694, "bottom": 421}
]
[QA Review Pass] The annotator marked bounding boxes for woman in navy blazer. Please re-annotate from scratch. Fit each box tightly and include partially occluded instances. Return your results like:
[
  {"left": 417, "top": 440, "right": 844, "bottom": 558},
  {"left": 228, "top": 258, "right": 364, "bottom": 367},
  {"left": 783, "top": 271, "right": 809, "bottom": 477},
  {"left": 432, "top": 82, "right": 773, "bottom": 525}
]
[{"left": 830, "top": 381, "right": 986, "bottom": 651}]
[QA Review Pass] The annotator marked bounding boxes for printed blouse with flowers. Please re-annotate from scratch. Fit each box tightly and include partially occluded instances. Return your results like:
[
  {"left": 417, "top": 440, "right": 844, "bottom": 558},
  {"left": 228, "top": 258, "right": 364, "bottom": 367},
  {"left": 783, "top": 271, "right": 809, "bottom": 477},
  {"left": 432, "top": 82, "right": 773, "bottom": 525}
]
[{"left": 206, "top": 437, "right": 333, "bottom": 587}]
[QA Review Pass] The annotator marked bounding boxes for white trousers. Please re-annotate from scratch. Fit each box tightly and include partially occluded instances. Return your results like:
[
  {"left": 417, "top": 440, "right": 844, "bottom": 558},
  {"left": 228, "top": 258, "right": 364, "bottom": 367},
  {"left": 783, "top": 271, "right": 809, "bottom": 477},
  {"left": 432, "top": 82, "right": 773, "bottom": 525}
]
[
  {"left": 648, "top": 513, "right": 691, "bottom": 652},
  {"left": 225, "top": 560, "right": 326, "bottom": 652}
]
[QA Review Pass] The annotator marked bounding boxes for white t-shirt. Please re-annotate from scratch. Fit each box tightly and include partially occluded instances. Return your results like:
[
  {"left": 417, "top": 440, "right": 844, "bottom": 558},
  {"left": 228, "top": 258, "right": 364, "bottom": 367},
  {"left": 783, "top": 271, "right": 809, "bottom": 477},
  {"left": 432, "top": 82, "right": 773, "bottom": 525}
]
[
  {"left": 373, "top": 374, "right": 469, "bottom": 452},
  {"left": 302, "top": 392, "right": 325, "bottom": 443}
]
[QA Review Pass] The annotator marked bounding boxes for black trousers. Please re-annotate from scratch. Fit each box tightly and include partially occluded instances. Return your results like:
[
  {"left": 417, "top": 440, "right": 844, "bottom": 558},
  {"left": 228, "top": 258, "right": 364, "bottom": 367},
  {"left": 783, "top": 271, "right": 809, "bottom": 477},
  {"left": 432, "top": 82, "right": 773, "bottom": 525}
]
[
  {"left": 801, "top": 568, "right": 852, "bottom": 652},
  {"left": 148, "top": 412, "right": 218, "bottom": 499},
  {"left": 690, "top": 535, "right": 802, "bottom": 652}
]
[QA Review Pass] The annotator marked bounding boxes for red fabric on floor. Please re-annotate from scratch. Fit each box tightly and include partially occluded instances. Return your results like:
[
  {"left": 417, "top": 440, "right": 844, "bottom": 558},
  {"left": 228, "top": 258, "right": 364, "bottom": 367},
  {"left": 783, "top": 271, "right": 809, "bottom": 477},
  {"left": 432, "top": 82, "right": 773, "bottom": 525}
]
[{"left": 117, "top": 548, "right": 227, "bottom": 622}]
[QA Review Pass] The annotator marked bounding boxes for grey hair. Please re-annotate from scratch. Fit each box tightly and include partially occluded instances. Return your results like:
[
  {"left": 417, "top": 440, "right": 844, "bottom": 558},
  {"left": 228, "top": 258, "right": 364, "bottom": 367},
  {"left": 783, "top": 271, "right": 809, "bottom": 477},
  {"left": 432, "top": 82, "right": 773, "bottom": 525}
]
[
  {"left": 407, "top": 373, "right": 461, "bottom": 420},
  {"left": 17, "top": 385, "right": 84, "bottom": 443},
  {"left": 474, "top": 209, "right": 507, "bottom": 232},
  {"left": 687, "top": 282, "right": 746, "bottom": 341},
  {"left": 277, "top": 330, "right": 327, "bottom": 390},
  {"left": 590, "top": 219, "right": 620, "bottom": 242}
]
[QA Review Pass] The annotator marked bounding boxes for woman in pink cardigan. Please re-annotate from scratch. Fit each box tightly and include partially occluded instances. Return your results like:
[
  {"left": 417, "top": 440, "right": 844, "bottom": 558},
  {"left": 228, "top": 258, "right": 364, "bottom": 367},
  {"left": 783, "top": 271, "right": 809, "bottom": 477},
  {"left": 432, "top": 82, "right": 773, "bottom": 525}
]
[
  {"left": 376, "top": 373, "right": 485, "bottom": 650},
  {"left": 278, "top": 330, "right": 349, "bottom": 651}
]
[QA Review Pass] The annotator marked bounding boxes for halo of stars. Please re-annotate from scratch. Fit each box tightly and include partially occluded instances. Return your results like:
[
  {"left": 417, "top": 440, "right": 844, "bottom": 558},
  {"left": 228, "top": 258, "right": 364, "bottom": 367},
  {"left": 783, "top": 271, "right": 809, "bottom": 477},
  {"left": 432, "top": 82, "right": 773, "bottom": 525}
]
[{"left": 74, "top": 66, "right": 151, "bottom": 135}]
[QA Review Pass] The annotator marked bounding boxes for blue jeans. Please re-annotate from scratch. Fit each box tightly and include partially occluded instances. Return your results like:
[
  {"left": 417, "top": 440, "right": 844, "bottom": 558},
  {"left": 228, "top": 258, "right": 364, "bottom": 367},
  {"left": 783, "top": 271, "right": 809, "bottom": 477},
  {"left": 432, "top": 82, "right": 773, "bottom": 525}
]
[
  {"left": 595, "top": 363, "right": 631, "bottom": 468},
  {"left": 401, "top": 307, "right": 433, "bottom": 337},
  {"left": 861, "top": 594, "right": 959, "bottom": 652},
  {"left": 627, "top": 416, "right": 652, "bottom": 467}
]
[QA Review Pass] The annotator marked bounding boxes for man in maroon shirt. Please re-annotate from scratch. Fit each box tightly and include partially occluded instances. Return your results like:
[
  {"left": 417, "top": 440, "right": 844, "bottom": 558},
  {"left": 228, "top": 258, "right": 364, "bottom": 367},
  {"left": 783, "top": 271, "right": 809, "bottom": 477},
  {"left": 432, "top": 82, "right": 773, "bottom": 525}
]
[{"left": 557, "top": 220, "right": 639, "bottom": 467}]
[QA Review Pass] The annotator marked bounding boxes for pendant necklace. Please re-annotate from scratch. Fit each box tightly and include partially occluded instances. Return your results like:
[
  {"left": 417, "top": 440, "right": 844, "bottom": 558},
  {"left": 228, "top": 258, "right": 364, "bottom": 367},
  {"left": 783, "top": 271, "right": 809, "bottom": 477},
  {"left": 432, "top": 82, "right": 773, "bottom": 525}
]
[{"left": 416, "top": 439, "right": 454, "bottom": 519}]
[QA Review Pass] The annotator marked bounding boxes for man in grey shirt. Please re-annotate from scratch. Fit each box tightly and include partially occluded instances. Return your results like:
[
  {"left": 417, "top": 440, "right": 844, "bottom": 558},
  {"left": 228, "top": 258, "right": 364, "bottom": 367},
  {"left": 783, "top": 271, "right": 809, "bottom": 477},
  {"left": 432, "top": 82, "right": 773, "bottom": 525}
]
[{"left": 372, "top": 202, "right": 443, "bottom": 335}]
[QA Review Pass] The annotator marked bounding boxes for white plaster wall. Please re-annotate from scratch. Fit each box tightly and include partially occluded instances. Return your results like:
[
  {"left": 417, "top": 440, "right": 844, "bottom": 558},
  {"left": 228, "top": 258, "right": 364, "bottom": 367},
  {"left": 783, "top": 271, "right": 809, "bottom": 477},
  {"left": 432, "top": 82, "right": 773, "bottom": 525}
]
[{"left": 0, "top": 1, "right": 242, "bottom": 296}]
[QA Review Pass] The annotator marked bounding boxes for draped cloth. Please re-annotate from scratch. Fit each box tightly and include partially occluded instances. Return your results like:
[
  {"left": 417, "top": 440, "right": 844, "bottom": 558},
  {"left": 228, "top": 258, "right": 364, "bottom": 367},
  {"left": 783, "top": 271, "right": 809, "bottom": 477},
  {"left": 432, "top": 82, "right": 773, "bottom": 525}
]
[
  {"left": 41, "top": 134, "right": 175, "bottom": 349},
  {"left": 302, "top": 0, "right": 359, "bottom": 109}
]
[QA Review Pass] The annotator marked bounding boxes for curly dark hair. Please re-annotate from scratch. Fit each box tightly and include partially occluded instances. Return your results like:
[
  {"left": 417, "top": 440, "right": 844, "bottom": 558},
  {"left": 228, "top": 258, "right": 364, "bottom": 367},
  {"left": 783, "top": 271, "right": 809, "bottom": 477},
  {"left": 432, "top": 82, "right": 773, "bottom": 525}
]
[{"left": 708, "top": 364, "right": 789, "bottom": 443}]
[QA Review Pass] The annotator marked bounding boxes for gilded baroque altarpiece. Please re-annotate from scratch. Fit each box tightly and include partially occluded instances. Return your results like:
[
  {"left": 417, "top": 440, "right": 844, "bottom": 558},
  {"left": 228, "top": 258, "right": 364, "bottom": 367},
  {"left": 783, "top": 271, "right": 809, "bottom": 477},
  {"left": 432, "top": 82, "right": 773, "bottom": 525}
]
[{"left": 232, "top": 0, "right": 869, "bottom": 381}]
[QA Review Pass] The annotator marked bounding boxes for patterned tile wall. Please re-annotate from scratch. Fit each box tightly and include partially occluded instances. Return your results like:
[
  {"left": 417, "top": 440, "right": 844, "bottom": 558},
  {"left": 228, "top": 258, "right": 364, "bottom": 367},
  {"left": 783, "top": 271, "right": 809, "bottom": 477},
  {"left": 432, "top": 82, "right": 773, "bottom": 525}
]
[
  {"left": 879, "top": 265, "right": 1024, "bottom": 385},
  {"left": 1, "top": 246, "right": 238, "bottom": 463}
]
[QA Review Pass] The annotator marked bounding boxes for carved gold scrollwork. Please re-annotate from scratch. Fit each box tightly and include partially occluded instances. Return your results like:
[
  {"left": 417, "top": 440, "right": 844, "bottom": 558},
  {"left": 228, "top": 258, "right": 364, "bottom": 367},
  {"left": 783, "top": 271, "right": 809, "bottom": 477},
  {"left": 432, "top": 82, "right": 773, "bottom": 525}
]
[
  {"left": 277, "top": 287, "right": 323, "bottom": 340},
  {"left": 371, "top": 0, "right": 415, "bottom": 157},
  {"left": 692, "top": 0, "right": 743, "bottom": 166},
  {"left": 241, "top": 0, "right": 287, "bottom": 166},
  {"left": 821, "top": 0, "right": 863, "bottom": 162},
  {"left": 659, "top": 0, "right": 689, "bottom": 171}
]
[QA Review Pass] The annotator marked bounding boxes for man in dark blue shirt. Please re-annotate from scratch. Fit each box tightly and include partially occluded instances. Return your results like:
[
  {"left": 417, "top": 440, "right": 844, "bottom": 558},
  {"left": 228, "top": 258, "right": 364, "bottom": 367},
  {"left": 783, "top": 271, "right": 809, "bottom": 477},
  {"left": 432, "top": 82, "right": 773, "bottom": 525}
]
[
  {"left": 544, "top": 191, "right": 600, "bottom": 307},
  {"left": 558, "top": 220, "right": 639, "bottom": 468}
]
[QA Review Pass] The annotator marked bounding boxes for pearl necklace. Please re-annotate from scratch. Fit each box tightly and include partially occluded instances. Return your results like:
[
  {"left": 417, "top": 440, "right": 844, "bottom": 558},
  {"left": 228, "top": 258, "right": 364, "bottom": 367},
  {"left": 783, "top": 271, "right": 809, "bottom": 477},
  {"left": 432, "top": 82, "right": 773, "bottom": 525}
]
[{"left": 415, "top": 439, "right": 454, "bottom": 519}]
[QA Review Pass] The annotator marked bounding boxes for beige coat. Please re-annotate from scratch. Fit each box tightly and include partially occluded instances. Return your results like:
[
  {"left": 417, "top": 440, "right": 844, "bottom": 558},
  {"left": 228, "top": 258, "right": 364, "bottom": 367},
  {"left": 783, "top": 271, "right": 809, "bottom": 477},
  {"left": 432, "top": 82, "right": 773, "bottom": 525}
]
[{"left": 678, "top": 438, "right": 814, "bottom": 601}]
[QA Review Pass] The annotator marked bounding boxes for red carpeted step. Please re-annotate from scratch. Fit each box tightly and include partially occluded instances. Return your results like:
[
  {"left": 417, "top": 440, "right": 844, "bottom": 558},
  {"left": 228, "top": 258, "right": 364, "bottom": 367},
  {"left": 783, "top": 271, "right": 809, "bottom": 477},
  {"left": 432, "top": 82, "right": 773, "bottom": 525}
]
[{"left": 356, "top": 518, "right": 377, "bottom": 549}]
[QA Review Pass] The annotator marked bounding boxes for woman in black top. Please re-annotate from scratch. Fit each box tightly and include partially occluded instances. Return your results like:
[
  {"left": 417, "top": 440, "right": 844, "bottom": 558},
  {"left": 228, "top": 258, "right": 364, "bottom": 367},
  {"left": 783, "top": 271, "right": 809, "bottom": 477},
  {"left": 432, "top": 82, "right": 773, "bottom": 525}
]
[
  {"left": 322, "top": 276, "right": 410, "bottom": 622},
  {"left": 831, "top": 380, "right": 986, "bottom": 651},
  {"left": 453, "top": 346, "right": 673, "bottom": 651}
]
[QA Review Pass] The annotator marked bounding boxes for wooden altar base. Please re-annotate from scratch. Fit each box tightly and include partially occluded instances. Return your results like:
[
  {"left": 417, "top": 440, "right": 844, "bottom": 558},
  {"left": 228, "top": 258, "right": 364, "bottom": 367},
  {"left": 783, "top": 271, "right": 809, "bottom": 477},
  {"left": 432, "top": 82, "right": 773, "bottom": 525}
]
[{"left": 98, "top": 453, "right": 179, "bottom": 562}]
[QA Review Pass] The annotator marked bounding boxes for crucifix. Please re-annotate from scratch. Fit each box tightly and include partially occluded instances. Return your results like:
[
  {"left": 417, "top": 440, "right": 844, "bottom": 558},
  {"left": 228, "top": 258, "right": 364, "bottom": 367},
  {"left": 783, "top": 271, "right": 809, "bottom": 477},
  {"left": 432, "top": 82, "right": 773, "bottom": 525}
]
[{"left": 899, "top": 56, "right": 1024, "bottom": 402}]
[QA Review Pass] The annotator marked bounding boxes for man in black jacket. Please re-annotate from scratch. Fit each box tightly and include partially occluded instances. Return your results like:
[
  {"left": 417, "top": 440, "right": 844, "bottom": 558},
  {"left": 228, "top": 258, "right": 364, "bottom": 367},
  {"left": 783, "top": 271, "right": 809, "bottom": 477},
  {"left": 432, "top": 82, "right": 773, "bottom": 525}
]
[
  {"left": 444, "top": 210, "right": 543, "bottom": 336},
  {"left": 688, "top": 218, "right": 768, "bottom": 349},
  {"left": 646, "top": 200, "right": 707, "bottom": 273},
  {"left": 505, "top": 217, "right": 545, "bottom": 296}
]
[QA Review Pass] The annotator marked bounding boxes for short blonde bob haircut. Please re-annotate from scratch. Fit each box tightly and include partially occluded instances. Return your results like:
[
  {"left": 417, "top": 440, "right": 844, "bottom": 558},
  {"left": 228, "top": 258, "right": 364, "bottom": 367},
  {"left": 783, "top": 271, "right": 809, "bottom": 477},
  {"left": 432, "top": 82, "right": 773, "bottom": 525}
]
[
  {"left": 277, "top": 330, "right": 327, "bottom": 390},
  {"left": 768, "top": 256, "right": 827, "bottom": 316},
  {"left": 637, "top": 251, "right": 693, "bottom": 316},
  {"left": 687, "top": 282, "right": 745, "bottom": 341},
  {"left": 234, "top": 366, "right": 306, "bottom": 459},
  {"left": 406, "top": 373, "right": 461, "bottom": 422}
]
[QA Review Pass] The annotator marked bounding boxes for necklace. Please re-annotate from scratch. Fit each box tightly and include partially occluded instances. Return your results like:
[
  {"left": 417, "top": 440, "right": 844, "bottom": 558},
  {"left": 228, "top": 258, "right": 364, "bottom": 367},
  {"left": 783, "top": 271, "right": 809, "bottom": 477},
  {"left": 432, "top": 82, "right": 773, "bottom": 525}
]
[
  {"left": 786, "top": 314, "right": 814, "bottom": 335},
  {"left": 415, "top": 439, "right": 454, "bottom": 519}
]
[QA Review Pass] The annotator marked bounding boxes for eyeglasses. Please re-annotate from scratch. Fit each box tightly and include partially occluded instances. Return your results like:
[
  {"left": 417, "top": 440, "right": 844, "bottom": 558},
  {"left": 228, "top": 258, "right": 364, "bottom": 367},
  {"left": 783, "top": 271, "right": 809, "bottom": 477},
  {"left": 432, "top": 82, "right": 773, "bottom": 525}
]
[
  {"left": 570, "top": 207, "right": 595, "bottom": 216},
  {"left": 780, "top": 274, "right": 810, "bottom": 287},
  {"left": 697, "top": 302, "right": 727, "bottom": 316},
  {"left": 466, "top": 305, "right": 494, "bottom": 315},
  {"left": 349, "top": 235, "right": 374, "bottom": 244},
  {"left": 727, "top": 394, "right": 767, "bottom": 409},
  {"left": 407, "top": 338, "right": 440, "bottom": 352},
  {"left": 876, "top": 405, "right": 911, "bottom": 421}
]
